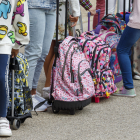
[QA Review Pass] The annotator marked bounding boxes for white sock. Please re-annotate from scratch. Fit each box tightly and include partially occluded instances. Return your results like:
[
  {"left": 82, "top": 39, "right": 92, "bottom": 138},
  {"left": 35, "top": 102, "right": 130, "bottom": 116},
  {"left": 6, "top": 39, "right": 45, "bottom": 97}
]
[{"left": 42, "top": 87, "right": 50, "bottom": 91}]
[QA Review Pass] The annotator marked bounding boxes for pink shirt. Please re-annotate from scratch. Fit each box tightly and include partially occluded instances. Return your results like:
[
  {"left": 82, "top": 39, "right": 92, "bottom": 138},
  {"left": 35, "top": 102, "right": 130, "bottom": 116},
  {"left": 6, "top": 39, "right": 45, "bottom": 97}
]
[{"left": 127, "top": 0, "right": 140, "bottom": 29}]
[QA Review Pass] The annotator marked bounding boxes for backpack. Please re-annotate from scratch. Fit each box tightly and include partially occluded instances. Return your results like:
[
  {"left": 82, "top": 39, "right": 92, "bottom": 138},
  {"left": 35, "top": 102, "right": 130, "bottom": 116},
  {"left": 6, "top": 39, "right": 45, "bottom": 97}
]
[
  {"left": 8, "top": 53, "right": 33, "bottom": 116},
  {"left": 51, "top": 36, "right": 95, "bottom": 101},
  {"left": 100, "top": 14, "right": 126, "bottom": 35},
  {"left": 77, "top": 32, "right": 117, "bottom": 97},
  {"left": 99, "top": 30, "right": 122, "bottom": 83}
]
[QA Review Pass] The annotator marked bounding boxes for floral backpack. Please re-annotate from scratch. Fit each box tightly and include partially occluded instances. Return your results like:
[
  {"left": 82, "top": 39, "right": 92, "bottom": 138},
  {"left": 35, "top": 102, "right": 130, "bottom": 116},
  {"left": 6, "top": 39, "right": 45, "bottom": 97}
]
[
  {"left": 100, "top": 14, "right": 126, "bottom": 35},
  {"left": 8, "top": 53, "right": 33, "bottom": 116},
  {"left": 77, "top": 31, "right": 117, "bottom": 97},
  {"left": 100, "top": 31, "right": 122, "bottom": 83},
  {"left": 51, "top": 36, "right": 95, "bottom": 101}
]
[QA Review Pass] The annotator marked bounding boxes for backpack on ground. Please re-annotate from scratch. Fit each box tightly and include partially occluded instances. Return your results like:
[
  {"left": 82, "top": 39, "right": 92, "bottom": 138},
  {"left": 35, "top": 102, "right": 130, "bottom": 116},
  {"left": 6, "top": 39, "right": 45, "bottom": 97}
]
[
  {"left": 51, "top": 36, "right": 95, "bottom": 101},
  {"left": 77, "top": 32, "right": 117, "bottom": 97},
  {"left": 98, "top": 29, "right": 122, "bottom": 83},
  {"left": 8, "top": 53, "right": 33, "bottom": 116}
]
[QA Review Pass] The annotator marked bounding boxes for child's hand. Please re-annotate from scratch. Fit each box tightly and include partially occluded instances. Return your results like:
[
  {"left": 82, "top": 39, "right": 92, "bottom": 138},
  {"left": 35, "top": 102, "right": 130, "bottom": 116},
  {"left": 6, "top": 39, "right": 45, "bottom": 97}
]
[
  {"left": 11, "top": 49, "right": 19, "bottom": 58},
  {"left": 89, "top": 7, "right": 96, "bottom": 16},
  {"left": 69, "top": 15, "right": 79, "bottom": 27}
]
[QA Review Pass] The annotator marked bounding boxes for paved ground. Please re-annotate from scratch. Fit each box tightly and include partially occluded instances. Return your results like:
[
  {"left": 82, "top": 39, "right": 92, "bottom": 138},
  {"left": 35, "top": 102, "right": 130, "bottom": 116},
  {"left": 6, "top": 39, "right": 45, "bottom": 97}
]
[{"left": 2, "top": 57, "right": 140, "bottom": 140}]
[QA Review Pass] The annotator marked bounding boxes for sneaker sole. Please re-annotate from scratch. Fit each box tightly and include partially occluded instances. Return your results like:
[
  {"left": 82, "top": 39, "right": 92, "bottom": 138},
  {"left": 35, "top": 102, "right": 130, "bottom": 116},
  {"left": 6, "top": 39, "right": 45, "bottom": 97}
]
[
  {"left": 32, "top": 108, "right": 47, "bottom": 112},
  {"left": 112, "top": 93, "right": 136, "bottom": 97},
  {"left": 0, "top": 132, "right": 12, "bottom": 137}
]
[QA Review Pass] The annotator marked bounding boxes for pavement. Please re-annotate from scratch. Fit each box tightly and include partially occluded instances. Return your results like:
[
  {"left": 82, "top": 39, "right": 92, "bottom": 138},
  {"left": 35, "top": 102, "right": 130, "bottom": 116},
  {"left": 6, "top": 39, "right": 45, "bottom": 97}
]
[{"left": 2, "top": 48, "right": 140, "bottom": 140}]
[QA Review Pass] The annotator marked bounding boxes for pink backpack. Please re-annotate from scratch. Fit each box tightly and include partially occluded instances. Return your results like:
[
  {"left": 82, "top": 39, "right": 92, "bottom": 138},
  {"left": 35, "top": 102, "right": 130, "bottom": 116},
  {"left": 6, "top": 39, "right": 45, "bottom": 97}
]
[
  {"left": 99, "top": 31, "right": 122, "bottom": 83},
  {"left": 77, "top": 32, "right": 117, "bottom": 97},
  {"left": 51, "top": 36, "right": 95, "bottom": 101}
]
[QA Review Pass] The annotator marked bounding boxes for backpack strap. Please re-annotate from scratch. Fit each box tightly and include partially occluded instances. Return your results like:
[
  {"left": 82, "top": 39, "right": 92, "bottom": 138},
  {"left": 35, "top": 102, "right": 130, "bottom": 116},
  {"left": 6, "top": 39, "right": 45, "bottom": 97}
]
[{"left": 101, "top": 19, "right": 122, "bottom": 34}]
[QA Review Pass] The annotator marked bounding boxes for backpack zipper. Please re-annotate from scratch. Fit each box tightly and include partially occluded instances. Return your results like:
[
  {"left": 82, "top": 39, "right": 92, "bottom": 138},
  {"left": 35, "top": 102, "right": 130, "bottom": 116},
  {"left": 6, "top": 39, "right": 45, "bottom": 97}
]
[
  {"left": 70, "top": 47, "right": 80, "bottom": 83},
  {"left": 94, "top": 45, "right": 111, "bottom": 70},
  {"left": 82, "top": 36, "right": 98, "bottom": 51},
  {"left": 78, "top": 60, "right": 92, "bottom": 93},
  {"left": 62, "top": 41, "right": 78, "bottom": 80},
  {"left": 16, "top": 56, "right": 28, "bottom": 87},
  {"left": 91, "top": 44, "right": 105, "bottom": 69}
]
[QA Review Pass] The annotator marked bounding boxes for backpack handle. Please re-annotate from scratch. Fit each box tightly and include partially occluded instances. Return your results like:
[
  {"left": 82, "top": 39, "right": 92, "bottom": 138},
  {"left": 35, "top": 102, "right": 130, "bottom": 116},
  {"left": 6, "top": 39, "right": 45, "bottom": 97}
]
[
  {"left": 101, "top": 19, "right": 122, "bottom": 34},
  {"left": 102, "top": 14, "right": 122, "bottom": 24}
]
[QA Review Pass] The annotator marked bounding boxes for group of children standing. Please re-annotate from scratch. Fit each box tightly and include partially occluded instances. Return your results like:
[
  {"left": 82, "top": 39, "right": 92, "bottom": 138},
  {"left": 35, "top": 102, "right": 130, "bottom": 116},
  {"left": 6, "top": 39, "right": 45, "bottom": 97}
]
[{"left": 0, "top": 0, "right": 140, "bottom": 137}]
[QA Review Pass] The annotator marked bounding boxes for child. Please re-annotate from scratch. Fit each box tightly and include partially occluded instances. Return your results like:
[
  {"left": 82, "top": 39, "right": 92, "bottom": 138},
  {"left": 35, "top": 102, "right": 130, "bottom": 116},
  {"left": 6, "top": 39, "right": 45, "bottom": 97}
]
[
  {"left": 25, "top": 0, "right": 82, "bottom": 111},
  {"left": 113, "top": 0, "right": 140, "bottom": 97},
  {"left": 0, "top": 0, "right": 29, "bottom": 136}
]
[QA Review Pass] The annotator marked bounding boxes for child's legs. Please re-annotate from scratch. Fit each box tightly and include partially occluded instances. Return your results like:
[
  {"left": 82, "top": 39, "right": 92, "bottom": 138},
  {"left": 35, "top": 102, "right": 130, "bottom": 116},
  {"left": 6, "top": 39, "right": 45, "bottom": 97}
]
[
  {"left": 45, "top": 55, "right": 55, "bottom": 87},
  {"left": 44, "top": 40, "right": 55, "bottom": 87},
  {"left": 108, "top": 0, "right": 117, "bottom": 14},
  {"left": 117, "top": 26, "right": 140, "bottom": 89},
  {"left": 93, "top": 0, "right": 105, "bottom": 28},
  {"left": 24, "top": 9, "right": 46, "bottom": 90},
  {"left": 119, "top": 0, "right": 129, "bottom": 13},
  {"left": 0, "top": 54, "right": 10, "bottom": 117},
  {"left": 32, "top": 10, "right": 56, "bottom": 90}
]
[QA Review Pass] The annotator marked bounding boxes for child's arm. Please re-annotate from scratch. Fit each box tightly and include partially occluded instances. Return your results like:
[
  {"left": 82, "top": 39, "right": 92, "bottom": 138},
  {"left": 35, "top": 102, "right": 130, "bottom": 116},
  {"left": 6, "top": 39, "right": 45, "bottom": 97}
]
[
  {"left": 69, "top": 0, "right": 81, "bottom": 17},
  {"left": 79, "top": 0, "right": 92, "bottom": 10},
  {"left": 69, "top": 0, "right": 80, "bottom": 27},
  {"left": 79, "top": 0, "right": 96, "bottom": 16},
  {"left": 12, "top": 0, "right": 30, "bottom": 50}
]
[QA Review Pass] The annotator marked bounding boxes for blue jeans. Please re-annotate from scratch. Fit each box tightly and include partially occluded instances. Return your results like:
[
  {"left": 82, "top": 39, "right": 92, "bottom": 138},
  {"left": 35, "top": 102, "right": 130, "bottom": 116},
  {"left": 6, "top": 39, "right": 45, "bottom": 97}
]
[
  {"left": 0, "top": 54, "right": 10, "bottom": 117},
  {"left": 25, "top": 8, "right": 56, "bottom": 90},
  {"left": 117, "top": 26, "right": 140, "bottom": 89}
]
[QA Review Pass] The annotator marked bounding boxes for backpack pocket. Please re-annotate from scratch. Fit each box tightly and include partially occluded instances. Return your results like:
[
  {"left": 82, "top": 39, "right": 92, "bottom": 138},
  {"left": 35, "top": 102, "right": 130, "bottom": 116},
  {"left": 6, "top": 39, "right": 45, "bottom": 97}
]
[
  {"left": 94, "top": 69, "right": 117, "bottom": 97},
  {"left": 92, "top": 45, "right": 111, "bottom": 71}
]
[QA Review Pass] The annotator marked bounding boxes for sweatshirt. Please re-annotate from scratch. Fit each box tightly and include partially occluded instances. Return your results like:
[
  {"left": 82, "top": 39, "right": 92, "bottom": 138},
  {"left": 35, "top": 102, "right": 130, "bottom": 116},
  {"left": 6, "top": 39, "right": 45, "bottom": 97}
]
[
  {"left": 0, "top": 0, "right": 29, "bottom": 55},
  {"left": 127, "top": 0, "right": 140, "bottom": 29}
]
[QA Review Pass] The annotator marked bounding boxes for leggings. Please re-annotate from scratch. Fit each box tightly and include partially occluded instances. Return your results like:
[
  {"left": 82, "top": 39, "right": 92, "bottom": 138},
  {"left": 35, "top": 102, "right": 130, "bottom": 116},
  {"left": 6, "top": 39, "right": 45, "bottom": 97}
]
[
  {"left": 0, "top": 54, "right": 10, "bottom": 117},
  {"left": 117, "top": 26, "right": 140, "bottom": 89}
]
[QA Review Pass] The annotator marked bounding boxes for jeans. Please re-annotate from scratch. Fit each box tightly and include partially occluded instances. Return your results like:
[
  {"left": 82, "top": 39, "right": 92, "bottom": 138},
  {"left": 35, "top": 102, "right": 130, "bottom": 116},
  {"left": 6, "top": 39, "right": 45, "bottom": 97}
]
[
  {"left": 117, "top": 26, "right": 140, "bottom": 89},
  {"left": 0, "top": 54, "right": 10, "bottom": 117},
  {"left": 25, "top": 8, "right": 56, "bottom": 90}
]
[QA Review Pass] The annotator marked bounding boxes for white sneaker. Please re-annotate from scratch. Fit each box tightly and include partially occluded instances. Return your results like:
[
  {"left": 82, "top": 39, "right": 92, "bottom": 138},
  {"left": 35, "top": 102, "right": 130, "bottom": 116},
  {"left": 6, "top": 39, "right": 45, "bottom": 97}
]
[
  {"left": 34, "top": 93, "right": 51, "bottom": 107},
  {"left": 32, "top": 94, "right": 48, "bottom": 112},
  {"left": 42, "top": 87, "right": 50, "bottom": 99},
  {"left": 133, "top": 75, "right": 140, "bottom": 80},
  {"left": 36, "top": 91, "right": 41, "bottom": 97},
  {"left": 0, "top": 118, "right": 12, "bottom": 137}
]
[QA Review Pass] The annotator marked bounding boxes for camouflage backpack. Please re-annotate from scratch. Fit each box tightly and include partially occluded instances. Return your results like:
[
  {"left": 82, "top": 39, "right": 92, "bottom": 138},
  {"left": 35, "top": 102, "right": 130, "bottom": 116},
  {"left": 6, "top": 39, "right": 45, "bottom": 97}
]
[{"left": 8, "top": 53, "right": 33, "bottom": 116}]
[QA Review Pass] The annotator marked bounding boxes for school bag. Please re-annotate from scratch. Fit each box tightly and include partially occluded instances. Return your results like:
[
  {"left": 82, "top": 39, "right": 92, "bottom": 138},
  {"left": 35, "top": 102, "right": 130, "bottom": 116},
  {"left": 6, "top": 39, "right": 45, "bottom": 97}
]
[
  {"left": 100, "top": 14, "right": 126, "bottom": 35},
  {"left": 97, "top": 28, "right": 122, "bottom": 83},
  {"left": 51, "top": 36, "right": 95, "bottom": 102},
  {"left": 8, "top": 53, "right": 33, "bottom": 116},
  {"left": 77, "top": 32, "right": 117, "bottom": 97}
]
